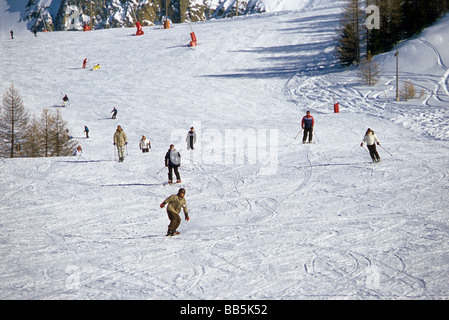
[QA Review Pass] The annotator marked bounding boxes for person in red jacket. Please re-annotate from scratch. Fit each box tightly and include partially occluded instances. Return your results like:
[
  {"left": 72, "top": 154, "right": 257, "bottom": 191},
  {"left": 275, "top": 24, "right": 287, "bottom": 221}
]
[{"left": 301, "top": 110, "right": 315, "bottom": 143}]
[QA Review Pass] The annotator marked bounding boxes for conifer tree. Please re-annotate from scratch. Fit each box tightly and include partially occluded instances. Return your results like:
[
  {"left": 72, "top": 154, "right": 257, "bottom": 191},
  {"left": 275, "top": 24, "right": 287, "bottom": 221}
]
[
  {"left": 336, "top": 0, "right": 365, "bottom": 66},
  {"left": 22, "top": 115, "right": 43, "bottom": 157},
  {"left": 367, "top": 0, "right": 403, "bottom": 55},
  {"left": 359, "top": 51, "right": 381, "bottom": 86},
  {"left": 0, "top": 84, "right": 29, "bottom": 158},
  {"left": 39, "top": 108, "right": 55, "bottom": 157},
  {"left": 51, "top": 109, "right": 77, "bottom": 156}
]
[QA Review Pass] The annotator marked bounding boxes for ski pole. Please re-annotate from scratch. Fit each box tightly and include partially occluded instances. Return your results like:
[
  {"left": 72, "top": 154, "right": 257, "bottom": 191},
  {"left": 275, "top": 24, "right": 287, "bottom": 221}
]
[
  {"left": 314, "top": 129, "right": 319, "bottom": 143},
  {"left": 379, "top": 144, "right": 393, "bottom": 156},
  {"left": 156, "top": 166, "right": 166, "bottom": 174},
  {"left": 361, "top": 145, "right": 370, "bottom": 155},
  {"left": 294, "top": 128, "right": 303, "bottom": 139}
]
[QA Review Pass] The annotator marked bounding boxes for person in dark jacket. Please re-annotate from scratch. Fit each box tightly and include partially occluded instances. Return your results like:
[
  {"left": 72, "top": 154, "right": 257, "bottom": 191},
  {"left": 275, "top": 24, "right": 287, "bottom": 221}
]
[
  {"left": 301, "top": 110, "right": 315, "bottom": 143},
  {"left": 186, "top": 127, "right": 196, "bottom": 150},
  {"left": 165, "top": 144, "right": 181, "bottom": 184},
  {"left": 111, "top": 107, "right": 117, "bottom": 119},
  {"left": 62, "top": 94, "right": 69, "bottom": 107}
]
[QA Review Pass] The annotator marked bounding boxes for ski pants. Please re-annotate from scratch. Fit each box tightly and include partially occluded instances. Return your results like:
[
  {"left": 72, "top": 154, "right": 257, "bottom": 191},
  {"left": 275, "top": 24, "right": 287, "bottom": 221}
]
[
  {"left": 367, "top": 144, "right": 380, "bottom": 162},
  {"left": 303, "top": 127, "right": 313, "bottom": 143},
  {"left": 117, "top": 145, "right": 126, "bottom": 161},
  {"left": 188, "top": 136, "right": 194, "bottom": 150},
  {"left": 167, "top": 210, "right": 181, "bottom": 233},
  {"left": 168, "top": 165, "right": 181, "bottom": 182}
]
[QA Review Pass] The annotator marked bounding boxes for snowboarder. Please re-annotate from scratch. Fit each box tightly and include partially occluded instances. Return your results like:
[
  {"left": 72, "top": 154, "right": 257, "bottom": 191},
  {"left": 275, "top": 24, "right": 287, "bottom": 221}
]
[
  {"left": 84, "top": 125, "right": 89, "bottom": 139},
  {"left": 113, "top": 125, "right": 128, "bottom": 162},
  {"left": 160, "top": 188, "right": 189, "bottom": 236},
  {"left": 186, "top": 127, "right": 196, "bottom": 150},
  {"left": 111, "top": 107, "right": 117, "bottom": 119},
  {"left": 301, "top": 110, "right": 314, "bottom": 143},
  {"left": 165, "top": 144, "right": 181, "bottom": 184},
  {"left": 82, "top": 58, "right": 87, "bottom": 69},
  {"left": 62, "top": 94, "right": 69, "bottom": 107},
  {"left": 139, "top": 135, "right": 151, "bottom": 153},
  {"left": 361, "top": 128, "right": 381, "bottom": 163},
  {"left": 10, "top": 30, "right": 13, "bottom": 39}
]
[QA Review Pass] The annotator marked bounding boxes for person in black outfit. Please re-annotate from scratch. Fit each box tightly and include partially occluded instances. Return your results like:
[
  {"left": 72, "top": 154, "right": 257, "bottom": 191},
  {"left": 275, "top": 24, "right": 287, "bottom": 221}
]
[{"left": 186, "top": 127, "right": 196, "bottom": 150}]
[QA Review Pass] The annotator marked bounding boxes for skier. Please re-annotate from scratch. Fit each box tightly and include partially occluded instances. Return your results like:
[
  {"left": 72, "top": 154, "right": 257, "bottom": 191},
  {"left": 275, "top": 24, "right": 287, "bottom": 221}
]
[
  {"left": 139, "top": 135, "right": 151, "bottom": 153},
  {"left": 84, "top": 125, "right": 89, "bottom": 138},
  {"left": 361, "top": 128, "right": 381, "bottom": 163},
  {"left": 73, "top": 145, "right": 82, "bottom": 156},
  {"left": 82, "top": 58, "right": 87, "bottom": 69},
  {"left": 160, "top": 188, "right": 189, "bottom": 236},
  {"left": 62, "top": 94, "right": 69, "bottom": 107},
  {"left": 301, "top": 110, "right": 314, "bottom": 143},
  {"left": 165, "top": 144, "right": 182, "bottom": 184},
  {"left": 10, "top": 30, "right": 13, "bottom": 39},
  {"left": 92, "top": 64, "right": 100, "bottom": 70},
  {"left": 186, "top": 127, "right": 196, "bottom": 150},
  {"left": 113, "top": 125, "right": 128, "bottom": 162},
  {"left": 111, "top": 107, "right": 117, "bottom": 119}
]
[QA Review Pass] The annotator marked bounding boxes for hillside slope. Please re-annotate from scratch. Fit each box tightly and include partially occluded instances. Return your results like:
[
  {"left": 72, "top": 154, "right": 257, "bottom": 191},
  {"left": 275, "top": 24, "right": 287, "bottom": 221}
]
[{"left": 1, "top": 3, "right": 449, "bottom": 300}]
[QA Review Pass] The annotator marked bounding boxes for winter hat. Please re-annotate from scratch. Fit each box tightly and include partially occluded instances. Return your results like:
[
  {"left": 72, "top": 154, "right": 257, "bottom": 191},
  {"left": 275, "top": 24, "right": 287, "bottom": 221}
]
[{"left": 178, "top": 188, "right": 186, "bottom": 195}]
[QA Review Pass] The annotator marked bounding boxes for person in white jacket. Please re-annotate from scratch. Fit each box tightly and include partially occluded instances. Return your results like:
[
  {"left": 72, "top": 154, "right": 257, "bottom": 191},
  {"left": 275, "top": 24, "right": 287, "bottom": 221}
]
[
  {"left": 139, "top": 135, "right": 151, "bottom": 153},
  {"left": 361, "top": 128, "right": 381, "bottom": 163}
]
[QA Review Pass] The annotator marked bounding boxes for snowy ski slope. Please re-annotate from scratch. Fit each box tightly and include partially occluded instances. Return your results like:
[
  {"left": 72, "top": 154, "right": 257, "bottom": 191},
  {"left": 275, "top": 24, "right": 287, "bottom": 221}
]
[{"left": 1, "top": 1, "right": 449, "bottom": 300}]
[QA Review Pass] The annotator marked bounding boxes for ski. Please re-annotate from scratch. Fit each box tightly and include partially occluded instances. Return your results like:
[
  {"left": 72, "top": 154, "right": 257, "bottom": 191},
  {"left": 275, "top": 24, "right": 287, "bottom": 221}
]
[
  {"left": 163, "top": 181, "right": 183, "bottom": 186},
  {"left": 116, "top": 234, "right": 163, "bottom": 240}
]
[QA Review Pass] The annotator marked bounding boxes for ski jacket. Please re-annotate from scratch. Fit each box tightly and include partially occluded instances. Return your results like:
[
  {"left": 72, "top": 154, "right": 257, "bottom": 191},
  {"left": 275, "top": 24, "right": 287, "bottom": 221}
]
[
  {"left": 162, "top": 194, "right": 188, "bottom": 215},
  {"left": 114, "top": 129, "right": 127, "bottom": 146},
  {"left": 302, "top": 115, "right": 314, "bottom": 129},
  {"left": 139, "top": 138, "right": 150, "bottom": 149},
  {"left": 362, "top": 132, "right": 379, "bottom": 146},
  {"left": 165, "top": 149, "right": 181, "bottom": 167}
]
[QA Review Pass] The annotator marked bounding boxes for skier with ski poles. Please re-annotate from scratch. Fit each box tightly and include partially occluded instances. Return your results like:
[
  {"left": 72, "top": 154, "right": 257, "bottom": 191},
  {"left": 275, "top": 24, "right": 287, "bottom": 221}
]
[
  {"left": 165, "top": 144, "right": 182, "bottom": 184},
  {"left": 361, "top": 128, "right": 381, "bottom": 163},
  {"left": 113, "top": 125, "right": 128, "bottom": 162},
  {"left": 160, "top": 187, "right": 189, "bottom": 236},
  {"left": 301, "top": 111, "right": 315, "bottom": 143}
]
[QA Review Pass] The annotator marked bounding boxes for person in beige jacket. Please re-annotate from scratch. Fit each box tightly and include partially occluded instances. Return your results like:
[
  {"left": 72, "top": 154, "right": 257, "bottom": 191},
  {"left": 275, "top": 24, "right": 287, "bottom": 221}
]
[
  {"left": 160, "top": 188, "right": 189, "bottom": 236},
  {"left": 113, "top": 125, "right": 128, "bottom": 162}
]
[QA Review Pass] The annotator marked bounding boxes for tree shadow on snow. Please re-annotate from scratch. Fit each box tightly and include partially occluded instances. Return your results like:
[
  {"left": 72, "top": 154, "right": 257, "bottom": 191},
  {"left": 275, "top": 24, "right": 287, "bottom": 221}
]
[{"left": 201, "top": 11, "right": 343, "bottom": 80}]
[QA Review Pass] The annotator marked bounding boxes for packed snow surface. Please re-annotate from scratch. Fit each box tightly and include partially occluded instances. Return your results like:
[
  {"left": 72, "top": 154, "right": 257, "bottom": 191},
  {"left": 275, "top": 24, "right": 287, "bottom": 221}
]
[{"left": 1, "top": 0, "right": 449, "bottom": 299}]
